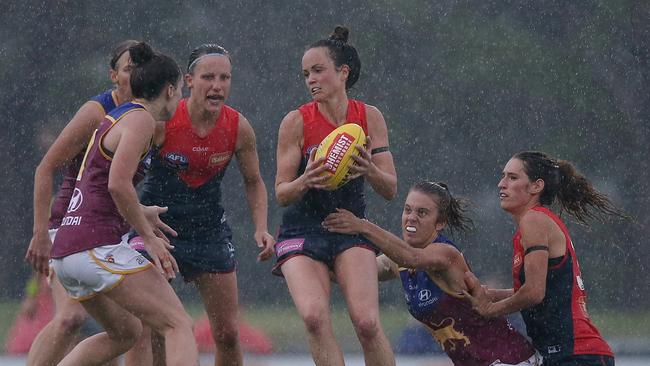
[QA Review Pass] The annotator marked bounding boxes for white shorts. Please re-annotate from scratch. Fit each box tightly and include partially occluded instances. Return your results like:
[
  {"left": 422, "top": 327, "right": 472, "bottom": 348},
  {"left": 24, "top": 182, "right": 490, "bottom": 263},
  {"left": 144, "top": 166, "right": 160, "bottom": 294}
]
[
  {"left": 47, "top": 229, "right": 58, "bottom": 286},
  {"left": 491, "top": 352, "right": 543, "bottom": 366},
  {"left": 51, "top": 235, "right": 152, "bottom": 301}
]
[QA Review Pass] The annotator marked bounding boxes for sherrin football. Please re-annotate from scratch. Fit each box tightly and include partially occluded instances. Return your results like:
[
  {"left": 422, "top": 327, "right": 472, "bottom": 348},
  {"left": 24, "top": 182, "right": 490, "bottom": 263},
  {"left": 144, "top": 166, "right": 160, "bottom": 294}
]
[{"left": 314, "top": 123, "right": 366, "bottom": 191}]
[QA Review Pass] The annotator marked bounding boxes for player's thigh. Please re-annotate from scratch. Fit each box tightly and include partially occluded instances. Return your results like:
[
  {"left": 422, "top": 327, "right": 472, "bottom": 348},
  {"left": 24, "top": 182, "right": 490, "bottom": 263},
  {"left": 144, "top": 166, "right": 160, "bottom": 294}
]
[
  {"left": 282, "top": 256, "right": 333, "bottom": 316},
  {"left": 80, "top": 293, "right": 141, "bottom": 340},
  {"left": 50, "top": 274, "right": 87, "bottom": 319},
  {"left": 334, "top": 247, "right": 381, "bottom": 318},
  {"left": 104, "top": 267, "right": 190, "bottom": 331},
  {"left": 195, "top": 271, "right": 239, "bottom": 326}
]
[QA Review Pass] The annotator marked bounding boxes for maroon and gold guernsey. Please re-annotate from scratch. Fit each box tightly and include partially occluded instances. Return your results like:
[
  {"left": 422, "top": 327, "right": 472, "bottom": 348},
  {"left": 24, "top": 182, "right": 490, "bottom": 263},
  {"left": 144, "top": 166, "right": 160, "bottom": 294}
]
[
  {"left": 51, "top": 102, "right": 151, "bottom": 258},
  {"left": 49, "top": 90, "right": 121, "bottom": 229},
  {"left": 512, "top": 206, "right": 613, "bottom": 363},
  {"left": 401, "top": 235, "right": 535, "bottom": 365}
]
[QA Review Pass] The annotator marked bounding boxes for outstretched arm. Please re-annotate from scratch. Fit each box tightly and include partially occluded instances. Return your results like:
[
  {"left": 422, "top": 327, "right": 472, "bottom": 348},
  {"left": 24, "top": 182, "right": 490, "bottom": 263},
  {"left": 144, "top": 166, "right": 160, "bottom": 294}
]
[{"left": 323, "top": 208, "right": 458, "bottom": 272}]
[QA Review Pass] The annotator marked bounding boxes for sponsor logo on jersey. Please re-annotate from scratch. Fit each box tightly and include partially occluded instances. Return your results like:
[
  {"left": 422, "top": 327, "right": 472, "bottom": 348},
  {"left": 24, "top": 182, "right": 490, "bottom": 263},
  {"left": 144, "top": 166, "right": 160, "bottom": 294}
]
[
  {"left": 209, "top": 152, "right": 232, "bottom": 166},
  {"left": 61, "top": 216, "right": 82, "bottom": 226},
  {"left": 105, "top": 254, "right": 115, "bottom": 263},
  {"left": 67, "top": 188, "right": 83, "bottom": 212},
  {"left": 192, "top": 146, "right": 210, "bottom": 152}
]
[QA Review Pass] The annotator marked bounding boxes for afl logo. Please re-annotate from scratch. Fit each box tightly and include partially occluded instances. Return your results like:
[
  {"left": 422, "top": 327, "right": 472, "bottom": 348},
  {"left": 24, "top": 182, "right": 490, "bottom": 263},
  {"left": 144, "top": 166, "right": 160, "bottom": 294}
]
[
  {"left": 419, "top": 289, "right": 432, "bottom": 302},
  {"left": 163, "top": 152, "right": 189, "bottom": 171},
  {"left": 67, "top": 188, "right": 83, "bottom": 213}
]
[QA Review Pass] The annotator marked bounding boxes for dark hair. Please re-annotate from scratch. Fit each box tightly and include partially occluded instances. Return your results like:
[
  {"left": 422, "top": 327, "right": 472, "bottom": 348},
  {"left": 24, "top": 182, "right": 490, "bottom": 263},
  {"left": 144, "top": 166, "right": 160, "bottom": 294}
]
[
  {"left": 411, "top": 181, "right": 474, "bottom": 236},
  {"left": 109, "top": 40, "right": 139, "bottom": 70},
  {"left": 187, "top": 43, "right": 231, "bottom": 74},
  {"left": 307, "top": 25, "right": 361, "bottom": 90},
  {"left": 128, "top": 42, "right": 181, "bottom": 101},
  {"left": 514, "top": 151, "right": 622, "bottom": 224}
]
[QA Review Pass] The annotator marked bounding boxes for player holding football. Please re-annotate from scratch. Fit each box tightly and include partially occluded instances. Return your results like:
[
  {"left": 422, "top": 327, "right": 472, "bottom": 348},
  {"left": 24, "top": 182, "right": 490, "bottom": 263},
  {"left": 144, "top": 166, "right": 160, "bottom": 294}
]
[
  {"left": 274, "top": 26, "right": 397, "bottom": 366},
  {"left": 463, "top": 151, "right": 619, "bottom": 366}
]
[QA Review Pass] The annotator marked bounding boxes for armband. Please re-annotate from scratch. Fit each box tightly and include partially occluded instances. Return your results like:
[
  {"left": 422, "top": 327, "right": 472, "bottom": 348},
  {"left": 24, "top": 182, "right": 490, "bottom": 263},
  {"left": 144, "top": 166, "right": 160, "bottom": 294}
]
[
  {"left": 371, "top": 146, "right": 389, "bottom": 155},
  {"left": 524, "top": 245, "right": 549, "bottom": 255}
]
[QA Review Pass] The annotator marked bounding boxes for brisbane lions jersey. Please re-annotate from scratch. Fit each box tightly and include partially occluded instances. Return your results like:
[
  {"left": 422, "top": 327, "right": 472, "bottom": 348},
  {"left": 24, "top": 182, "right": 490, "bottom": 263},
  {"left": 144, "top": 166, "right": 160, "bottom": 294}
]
[
  {"left": 52, "top": 102, "right": 151, "bottom": 258},
  {"left": 49, "top": 90, "right": 121, "bottom": 229},
  {"left": 400, "top": 235, "right": 534, "bottom": 366}
]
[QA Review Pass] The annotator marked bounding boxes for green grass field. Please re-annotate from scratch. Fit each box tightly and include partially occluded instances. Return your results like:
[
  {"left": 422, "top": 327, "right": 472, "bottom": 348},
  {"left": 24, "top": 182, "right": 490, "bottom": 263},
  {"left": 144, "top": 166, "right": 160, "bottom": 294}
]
[{"left": 2, "top": 300, "right": 648, "bottom": 354}]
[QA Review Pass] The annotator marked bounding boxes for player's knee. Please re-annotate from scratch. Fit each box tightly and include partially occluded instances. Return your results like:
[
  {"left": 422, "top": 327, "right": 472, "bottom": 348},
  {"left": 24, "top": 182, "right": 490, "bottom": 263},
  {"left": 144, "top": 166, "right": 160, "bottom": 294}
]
[
  {"left": 54, "top": 311, "right": 87, "bottom": 333},
  {"left": 212, "top": 323, "right": 239, "bottom": 348},
  {"left": 301, "top": 311, "right": 329, "bottom": 336},
  {"left": 352, "top": 316, "right": 380, "bottom": 342},
  {"left": 108, "top": 320, "right": 142, "bottom": 349}
]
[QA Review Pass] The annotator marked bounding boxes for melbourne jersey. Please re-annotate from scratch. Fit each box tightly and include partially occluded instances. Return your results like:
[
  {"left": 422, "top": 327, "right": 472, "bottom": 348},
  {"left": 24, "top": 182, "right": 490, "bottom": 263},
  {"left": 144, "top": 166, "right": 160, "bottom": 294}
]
[
  {"left": 138, "top": 99, "right": 239, "bottom": 239},
  {"left": 49, "top": 90, "right": 121, "bottom": 229},
  {"left": 280, "top": 100, "right": 369, "bottom": 236},
  {"left": 400, "top": 235, "right": 534, "bottom": 365},
  {"left": 512, "top": 206, "right": 613, "bottom": 362},
  {"left": 51, "top": 102, "right": 151, "bottom": 258}
]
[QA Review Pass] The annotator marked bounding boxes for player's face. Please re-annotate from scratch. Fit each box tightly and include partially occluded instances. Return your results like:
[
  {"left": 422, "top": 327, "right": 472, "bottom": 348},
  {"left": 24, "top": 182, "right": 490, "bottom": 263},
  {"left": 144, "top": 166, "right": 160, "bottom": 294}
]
[
  {"left": 110, "top": 51, "right": 133, "bottom": 102},
  {"left": 302, "top": 47, "right": 348, "bottom": 102},
  {"left": 186, "top": 55, "right": 232, "bottom": 115},
  {"left": 401, "top": 190, "right": 445, "bottom": 248},
  {"left": 498, "top": 158, "right": 538, "bottom": 214}
]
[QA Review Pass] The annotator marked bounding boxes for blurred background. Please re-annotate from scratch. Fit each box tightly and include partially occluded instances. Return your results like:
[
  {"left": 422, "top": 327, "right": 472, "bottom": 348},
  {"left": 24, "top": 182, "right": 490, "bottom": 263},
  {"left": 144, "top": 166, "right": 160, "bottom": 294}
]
[{"left": 1, "top": 0, "right": 648, "bottom": 359}]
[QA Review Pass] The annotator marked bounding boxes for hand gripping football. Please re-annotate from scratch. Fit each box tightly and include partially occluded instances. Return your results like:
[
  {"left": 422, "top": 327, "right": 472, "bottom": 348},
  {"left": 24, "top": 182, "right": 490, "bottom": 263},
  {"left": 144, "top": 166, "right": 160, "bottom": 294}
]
[{"left": 314, "top": 123, "right": 367, "bottom": 191}]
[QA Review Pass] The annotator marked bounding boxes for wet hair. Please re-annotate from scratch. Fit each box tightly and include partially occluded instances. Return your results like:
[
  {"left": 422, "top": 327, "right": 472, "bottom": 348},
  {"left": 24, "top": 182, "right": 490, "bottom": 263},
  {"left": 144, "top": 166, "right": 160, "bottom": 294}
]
[
  {"left": 187, "top": 43, "right": 231, "bottom": 74},
  {"left": 109, "top": 40, "right": 139, "bottom": 70},
  {"left": 410, "top": 181, "right": 474, "bottom": 236},
  {"left": 307, "top": 25, "right": 361, "bottom": 90},
  {"left": 514, "top": 151, "right": 623, "bottom": 224},
  {"left": 128, "top": 42, "right": 181, "bottom": 101}
]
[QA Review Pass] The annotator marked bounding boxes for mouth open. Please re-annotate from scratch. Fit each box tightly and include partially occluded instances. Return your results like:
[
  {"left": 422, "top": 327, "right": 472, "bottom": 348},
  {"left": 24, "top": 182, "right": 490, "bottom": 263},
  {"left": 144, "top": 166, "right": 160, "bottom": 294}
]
[{"left": 405, "top": 226, "right": 417, "bottom": 233}]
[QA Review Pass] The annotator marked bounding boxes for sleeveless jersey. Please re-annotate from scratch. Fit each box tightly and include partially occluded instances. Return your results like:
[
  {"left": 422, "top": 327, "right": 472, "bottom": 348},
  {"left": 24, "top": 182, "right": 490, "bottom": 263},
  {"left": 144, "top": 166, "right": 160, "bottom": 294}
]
[
  {"left": 51, "top": 102, "right": 151, "bottom": 258},
  {"left": 280, "top": 100, "right": 369, "bottom": 236},
  {"left": 138, "top": 99, "right": 239, "bottom": 239},
  {"left": 512, "top": 206, "right": 613, "bottom": 362},
  {"left": 49, "top": 90, "right": 120, "bottom": 229},
  {"left": 400, "top": 235, "right": 534, "bottom": 365}
]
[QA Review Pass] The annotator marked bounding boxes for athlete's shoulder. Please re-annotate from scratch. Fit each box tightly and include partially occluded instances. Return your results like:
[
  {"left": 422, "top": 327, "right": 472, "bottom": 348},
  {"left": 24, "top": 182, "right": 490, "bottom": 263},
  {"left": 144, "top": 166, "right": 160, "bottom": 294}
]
[
  {"left": 280, "top": 109, "right": 304, "bottom": 129},
  {"left": 89, "top": 89, "right": 118, "bottom": 115}
]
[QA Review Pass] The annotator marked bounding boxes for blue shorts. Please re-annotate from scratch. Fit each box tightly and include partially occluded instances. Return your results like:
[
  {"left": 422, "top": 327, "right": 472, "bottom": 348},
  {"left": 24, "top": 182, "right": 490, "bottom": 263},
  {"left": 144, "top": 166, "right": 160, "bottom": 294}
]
[
  {"left": 272, "top": 231, "right": 379, "bottom": 276},
  {"left": 129, "top": 232, "right": 236, "bottom": 281}
]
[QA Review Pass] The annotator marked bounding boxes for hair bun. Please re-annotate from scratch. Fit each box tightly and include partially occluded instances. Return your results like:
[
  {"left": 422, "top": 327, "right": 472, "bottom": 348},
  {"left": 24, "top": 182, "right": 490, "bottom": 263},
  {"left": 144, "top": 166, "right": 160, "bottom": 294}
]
[
  {"left": 129, "top": 42, "right": 155, "bottom": 66},
  {"left": 329, "top": 26, "right": 349, "bottom": 44}
]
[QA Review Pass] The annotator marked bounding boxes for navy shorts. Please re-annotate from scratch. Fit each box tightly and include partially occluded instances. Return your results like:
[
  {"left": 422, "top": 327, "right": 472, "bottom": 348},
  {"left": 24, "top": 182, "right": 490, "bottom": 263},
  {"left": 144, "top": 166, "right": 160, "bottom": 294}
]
[
  {"left": 546, "top": 355, "right": 614, "bottom": 366},
  {"left": 129, "top": 232, "right": 236, "bottom": 281},
  {"left": 272, "top": 231, "right": 379, "bottom": 276}
]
